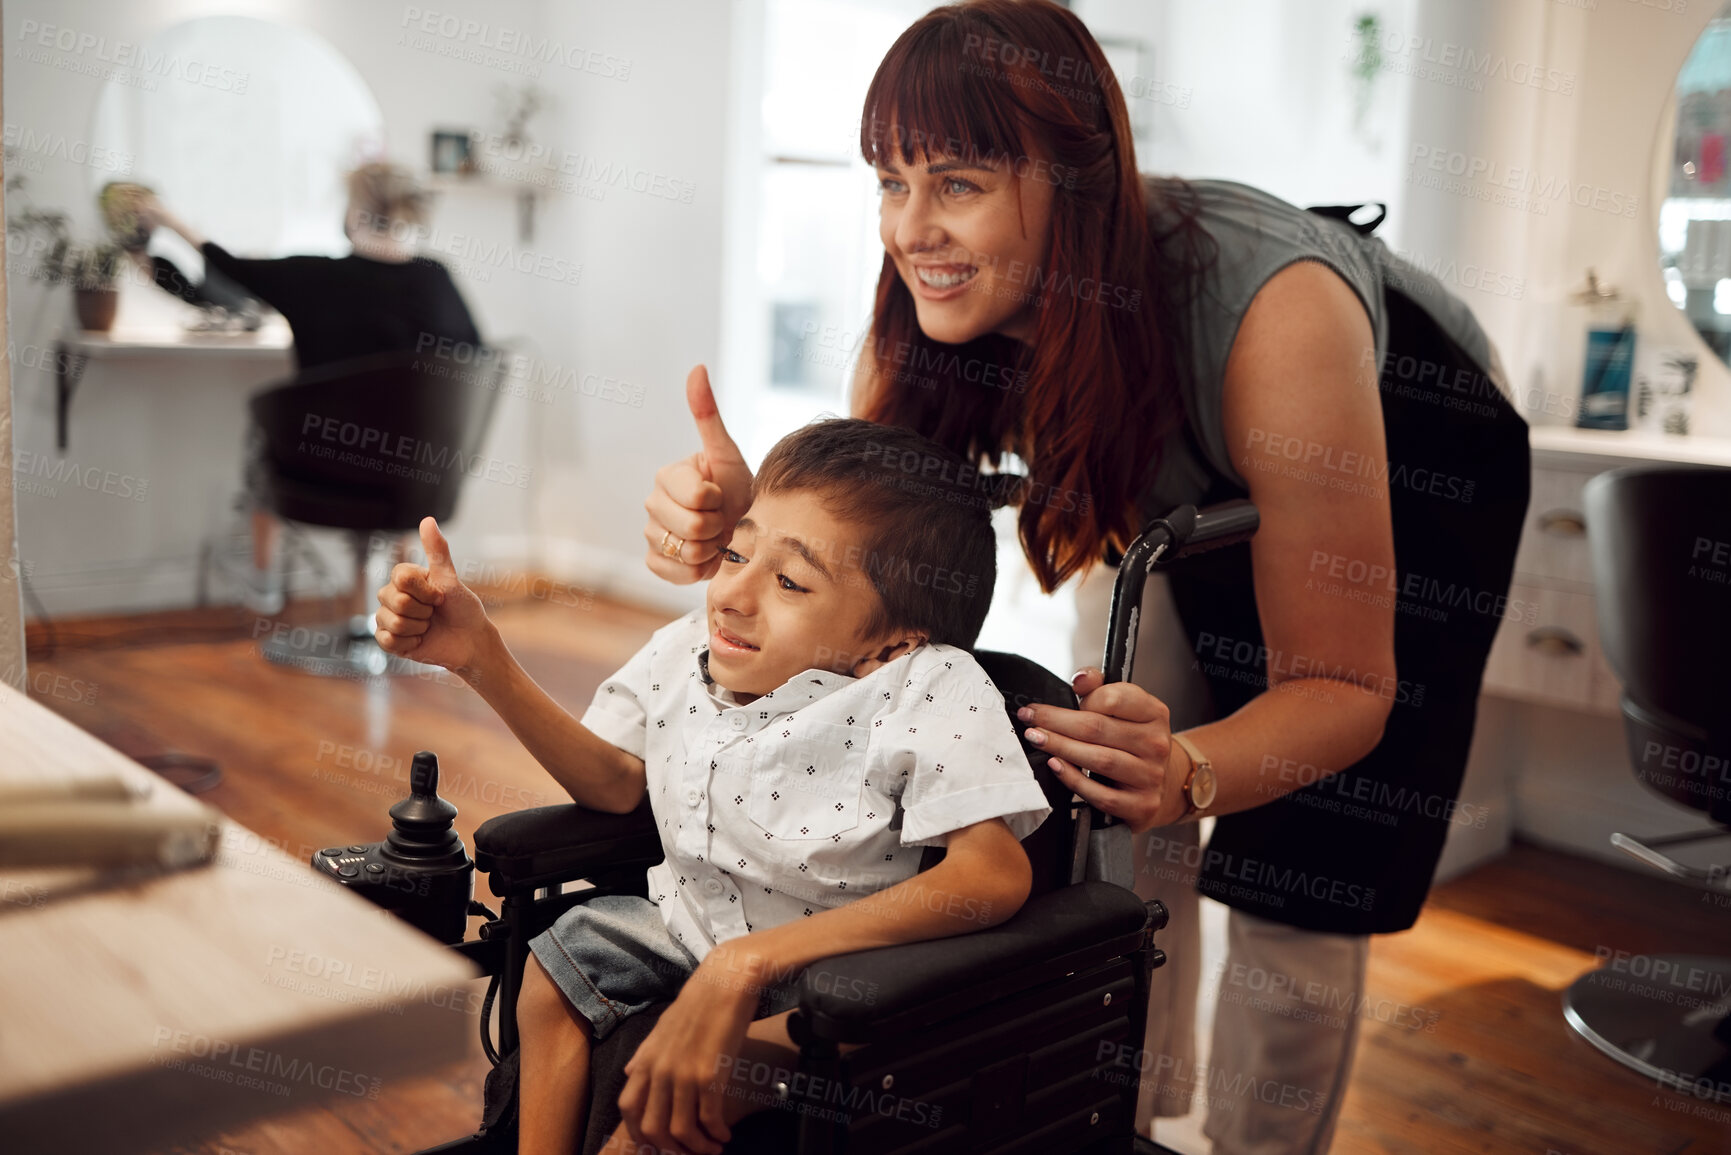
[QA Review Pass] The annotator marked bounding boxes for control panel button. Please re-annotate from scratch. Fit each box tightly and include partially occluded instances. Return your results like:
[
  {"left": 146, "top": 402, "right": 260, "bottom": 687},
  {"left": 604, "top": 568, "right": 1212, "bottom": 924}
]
[
  {"left": 320, "top": 848, "right": 343, "bottom": 857},
  {"left": 337, "top": 865, "right": 359, "bottom": 878}
]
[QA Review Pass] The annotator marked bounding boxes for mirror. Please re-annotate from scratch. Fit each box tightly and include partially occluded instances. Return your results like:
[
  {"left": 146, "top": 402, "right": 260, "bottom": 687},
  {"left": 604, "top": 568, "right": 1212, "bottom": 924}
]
[
  {"left": 87, "top": 14, "right": 383, "bottom": 269},
  {"left": 1659, "top": 2, "right": 1731, "bottom": 364}
]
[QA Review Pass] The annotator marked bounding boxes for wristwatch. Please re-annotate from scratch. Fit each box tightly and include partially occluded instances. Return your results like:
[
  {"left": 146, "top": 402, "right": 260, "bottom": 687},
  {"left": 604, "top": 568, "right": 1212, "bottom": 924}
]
[{"left": 1171, "top": 732, "right": 1217, "bottom": 821}]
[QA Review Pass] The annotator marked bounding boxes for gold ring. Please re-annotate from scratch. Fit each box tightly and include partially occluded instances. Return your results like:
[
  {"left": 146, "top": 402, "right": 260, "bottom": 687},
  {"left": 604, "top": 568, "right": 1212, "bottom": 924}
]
[{"left": 660, "top": 530, "right": 686, "bottom": 560}]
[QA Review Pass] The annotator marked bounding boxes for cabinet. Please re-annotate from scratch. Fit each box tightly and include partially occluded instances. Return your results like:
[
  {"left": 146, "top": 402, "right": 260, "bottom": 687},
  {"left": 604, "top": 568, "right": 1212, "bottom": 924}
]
[{"left": 1479, "top": 427, "right": 1731, "bottom": 714}]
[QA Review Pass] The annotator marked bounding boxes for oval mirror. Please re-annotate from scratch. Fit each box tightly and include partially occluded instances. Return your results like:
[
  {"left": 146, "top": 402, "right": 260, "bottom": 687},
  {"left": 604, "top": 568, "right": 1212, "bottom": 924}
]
[
  {"left": 86, "top": 14, "right": 384, "bottom": 269},
  {"left": 1659, "top": 3, "right": 1731, "bottom": 365}
]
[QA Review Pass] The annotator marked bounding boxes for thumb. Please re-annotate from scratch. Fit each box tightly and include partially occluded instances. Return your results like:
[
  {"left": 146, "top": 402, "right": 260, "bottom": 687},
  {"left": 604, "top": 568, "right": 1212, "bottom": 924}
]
[
  {"left": 1071, "top": 666, "right": 1107, "bottom": 700},
  {"left": 686, "top": 364, "right": 743, "bottom": 483},
  {"left": 419, "top": 516, "right": 459, "bottom": 588}
]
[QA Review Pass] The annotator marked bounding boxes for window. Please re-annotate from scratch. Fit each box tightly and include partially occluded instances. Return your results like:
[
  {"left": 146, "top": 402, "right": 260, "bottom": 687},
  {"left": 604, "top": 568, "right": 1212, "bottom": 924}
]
[{"left": 723, "top": 0, "right": 930, "bottom": 463}]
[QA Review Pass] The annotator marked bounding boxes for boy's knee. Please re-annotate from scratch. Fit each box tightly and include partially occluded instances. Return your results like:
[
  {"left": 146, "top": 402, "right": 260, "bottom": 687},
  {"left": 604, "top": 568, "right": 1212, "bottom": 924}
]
[{"left": 518, "top": 955, "right": 560, "bottom": 1013}]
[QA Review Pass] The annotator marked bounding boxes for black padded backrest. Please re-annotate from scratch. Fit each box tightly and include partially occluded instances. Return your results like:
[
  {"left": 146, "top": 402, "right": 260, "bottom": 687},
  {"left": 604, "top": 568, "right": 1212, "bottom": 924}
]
[
  {"left": 248, "top": 348, "right": 506, "bottom": 526},
  {"left": 1584, "top": 465, "right": 1731, "bottom": 732},
  {"left": 914, "top": 650, "right": 1078, "bottom": 898},
  {"left": 1585, "top": 465, "right": 1731, "bottom": 821}
]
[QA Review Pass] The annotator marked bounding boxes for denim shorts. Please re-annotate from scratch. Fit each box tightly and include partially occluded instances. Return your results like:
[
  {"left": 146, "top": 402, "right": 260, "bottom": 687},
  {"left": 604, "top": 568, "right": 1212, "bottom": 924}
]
[{"left": 527, "top": 893, "right": 801, "bottom": 1042}]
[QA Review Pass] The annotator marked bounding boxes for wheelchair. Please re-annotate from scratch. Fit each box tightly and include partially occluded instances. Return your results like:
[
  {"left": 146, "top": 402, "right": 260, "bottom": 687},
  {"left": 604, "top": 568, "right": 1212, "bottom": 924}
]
[{"left": 405, "top": 501, "right": 1258, "bottom": 1155}]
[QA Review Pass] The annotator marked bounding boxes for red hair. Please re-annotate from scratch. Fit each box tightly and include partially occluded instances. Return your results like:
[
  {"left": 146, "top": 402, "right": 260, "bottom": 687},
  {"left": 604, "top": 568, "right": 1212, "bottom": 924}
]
[{"left": 856, "top": 0, "right": 1216, "bottom": 592}]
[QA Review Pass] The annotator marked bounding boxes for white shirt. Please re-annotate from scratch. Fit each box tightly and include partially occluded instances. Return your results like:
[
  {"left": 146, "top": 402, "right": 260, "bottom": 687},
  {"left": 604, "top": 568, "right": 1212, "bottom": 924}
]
[{"left": 580, "top": 609, "right": 1052, "bottom": 961}]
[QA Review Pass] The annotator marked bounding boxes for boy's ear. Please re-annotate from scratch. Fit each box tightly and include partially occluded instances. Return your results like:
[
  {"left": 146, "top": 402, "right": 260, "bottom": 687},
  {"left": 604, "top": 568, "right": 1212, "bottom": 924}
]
[{"left": 850, "top": 632, "right": 929, "bottom": 678}]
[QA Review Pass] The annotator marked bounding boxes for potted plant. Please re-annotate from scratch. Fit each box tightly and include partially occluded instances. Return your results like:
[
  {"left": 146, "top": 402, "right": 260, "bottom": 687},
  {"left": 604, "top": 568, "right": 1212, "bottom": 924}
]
[{"left": 6, "top": 205, "right": 127, "bottom": 332}]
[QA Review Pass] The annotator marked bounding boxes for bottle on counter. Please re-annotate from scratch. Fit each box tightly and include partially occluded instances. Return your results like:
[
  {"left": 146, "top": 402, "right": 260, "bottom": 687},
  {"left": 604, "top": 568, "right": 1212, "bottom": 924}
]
[{"left": 1573, "top": 269, "right": 1636, "bottom": 431}]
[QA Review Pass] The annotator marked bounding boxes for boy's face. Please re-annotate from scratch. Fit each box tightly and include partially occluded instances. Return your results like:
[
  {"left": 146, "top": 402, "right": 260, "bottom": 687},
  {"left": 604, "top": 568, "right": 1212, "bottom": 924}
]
[{"left": 705, "top": 489, "right": 925, "bottom": 701}]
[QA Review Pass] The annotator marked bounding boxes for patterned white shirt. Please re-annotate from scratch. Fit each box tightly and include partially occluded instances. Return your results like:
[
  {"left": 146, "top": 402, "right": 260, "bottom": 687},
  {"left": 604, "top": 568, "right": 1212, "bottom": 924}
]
[{"left": 579, "top": 609, "right": 1051, "bottom": 961}]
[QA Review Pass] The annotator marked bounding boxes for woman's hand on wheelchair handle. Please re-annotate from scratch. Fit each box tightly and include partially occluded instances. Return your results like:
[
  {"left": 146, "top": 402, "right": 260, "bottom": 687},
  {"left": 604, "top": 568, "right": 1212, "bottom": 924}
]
[
  {"left": 374, "top": 516, "right": 490, "bottom": 675},
  {"left": 1018, "top": 667, "right": 1190, "bottom": 833},
  {"left": 617, "top": 955, "right": 757, "bottom": 1155},
  {"left": 644, "top": 365, "right": 753, "bottom": 585}
]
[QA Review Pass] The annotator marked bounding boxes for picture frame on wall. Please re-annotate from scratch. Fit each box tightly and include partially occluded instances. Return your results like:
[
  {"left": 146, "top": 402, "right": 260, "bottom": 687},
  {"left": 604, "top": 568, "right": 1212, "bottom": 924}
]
[{"left": 430, "top": 129, "right": 474, "bottom": 175}]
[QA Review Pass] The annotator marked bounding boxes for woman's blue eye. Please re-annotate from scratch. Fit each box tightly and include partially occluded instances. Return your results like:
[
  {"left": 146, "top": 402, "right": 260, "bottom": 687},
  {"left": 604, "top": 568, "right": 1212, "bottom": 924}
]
[
  {"left": 721, "top": 547, "right": 745, "bottom": 564},
  {"left": 945, "top": 177, "right": 976, "bottom": 195},
  {"left": 778, "top": 574, "right": 808, "bottom": 593},
  {"left": 878, "top": 177, "right": 904, "bottom": 195}
]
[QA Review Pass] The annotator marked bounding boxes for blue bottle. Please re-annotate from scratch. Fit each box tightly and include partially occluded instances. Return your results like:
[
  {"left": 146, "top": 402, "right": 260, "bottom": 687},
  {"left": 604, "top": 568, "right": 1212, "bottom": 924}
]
[{"left": 1574, "top": 270, "right": 1633, "bottom": 431}]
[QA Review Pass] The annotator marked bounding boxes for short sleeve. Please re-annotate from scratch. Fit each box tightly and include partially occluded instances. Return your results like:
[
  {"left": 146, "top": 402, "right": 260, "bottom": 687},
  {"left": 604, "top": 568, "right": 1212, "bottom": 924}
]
[
  {"left": 577, "top": 632, "right": 660, "bottom": 763},
  {"left": 880, "top": 653, "right": 1052, "bottom": 847}
]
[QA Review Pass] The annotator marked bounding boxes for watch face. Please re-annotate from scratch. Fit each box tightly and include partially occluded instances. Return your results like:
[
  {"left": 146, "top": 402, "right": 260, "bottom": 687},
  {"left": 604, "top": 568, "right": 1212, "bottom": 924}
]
[{"left": 1192, "top": 763, "right": 1218, "bottom": 810}]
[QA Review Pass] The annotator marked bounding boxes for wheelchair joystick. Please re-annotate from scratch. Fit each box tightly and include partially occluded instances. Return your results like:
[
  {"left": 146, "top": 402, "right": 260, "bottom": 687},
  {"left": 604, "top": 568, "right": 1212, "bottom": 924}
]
[
  {"left": 311, "top": 750, "right": 476, "bottom": 944},
  {"left": 387, "top": 752, "right": 463, "bottom": 859}
]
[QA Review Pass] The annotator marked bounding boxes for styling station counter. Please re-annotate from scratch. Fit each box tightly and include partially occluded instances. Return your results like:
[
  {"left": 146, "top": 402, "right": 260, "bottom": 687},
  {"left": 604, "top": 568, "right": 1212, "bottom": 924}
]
[{"left": 1438, "top": 426, "right": 1731, "bottom": 883}]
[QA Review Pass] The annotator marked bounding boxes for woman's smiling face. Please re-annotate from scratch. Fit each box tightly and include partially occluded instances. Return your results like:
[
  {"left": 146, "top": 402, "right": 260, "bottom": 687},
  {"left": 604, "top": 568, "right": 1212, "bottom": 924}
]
[{"left": 875, "top": 146, "right": 1056, "bottom": 345}]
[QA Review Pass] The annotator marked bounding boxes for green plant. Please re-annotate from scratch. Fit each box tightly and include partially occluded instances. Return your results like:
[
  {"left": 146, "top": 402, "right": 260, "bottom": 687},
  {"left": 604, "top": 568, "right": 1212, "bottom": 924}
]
[
  {"left": 7, "top": 205, "right": 125, "bottom": 291},
  {"left": 1349, "top": 13, "right": 1384, "bottom": 132}
]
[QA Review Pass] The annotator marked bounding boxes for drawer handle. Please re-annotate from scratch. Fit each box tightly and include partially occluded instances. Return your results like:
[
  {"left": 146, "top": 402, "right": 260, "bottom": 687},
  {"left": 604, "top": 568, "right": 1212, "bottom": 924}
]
[
  {"left": 1537, "top": 509, "right": 1587, "bottom": 537},
  {"left": 1525, "top": 626, "right": 1584, "bottom": 657}
]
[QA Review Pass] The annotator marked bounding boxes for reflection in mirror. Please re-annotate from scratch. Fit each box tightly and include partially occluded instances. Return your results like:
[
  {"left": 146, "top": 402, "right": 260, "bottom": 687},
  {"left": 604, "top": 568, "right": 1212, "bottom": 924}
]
[
  {"left": 88, "top": 14, "right": 383, "bottom": 272},
  {"left": 1660, "top": 2, "right": 1731, "bottom": 364}
]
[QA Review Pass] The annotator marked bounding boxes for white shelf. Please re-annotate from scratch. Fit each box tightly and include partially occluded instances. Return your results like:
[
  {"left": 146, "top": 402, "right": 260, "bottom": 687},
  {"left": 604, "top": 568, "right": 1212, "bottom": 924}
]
[
  {"left": 1525, "top": 424, "right": 1731, "bottom": 469},
  {"left": 59, "top": 318, "right": 294, "bottom": 360}
]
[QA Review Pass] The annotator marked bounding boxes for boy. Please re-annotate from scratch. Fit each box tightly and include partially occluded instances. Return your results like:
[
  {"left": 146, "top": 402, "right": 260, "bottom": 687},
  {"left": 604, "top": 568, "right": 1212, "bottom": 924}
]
[{"left": 375, "top": 417, "right": 1050, "bottom": 1155}]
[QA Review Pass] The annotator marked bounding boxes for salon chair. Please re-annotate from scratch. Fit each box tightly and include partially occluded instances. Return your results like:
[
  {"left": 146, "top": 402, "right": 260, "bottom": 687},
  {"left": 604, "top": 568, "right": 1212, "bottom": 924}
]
[
  {"left": 412, "top": 503, "right": 1258, "bottom": 1155},
  {"left": 247, "top": 347, "right": 506, "bottom": 677},
  {"left": 1564, "top": 465, "right": 1731, "bottom": 1094}
]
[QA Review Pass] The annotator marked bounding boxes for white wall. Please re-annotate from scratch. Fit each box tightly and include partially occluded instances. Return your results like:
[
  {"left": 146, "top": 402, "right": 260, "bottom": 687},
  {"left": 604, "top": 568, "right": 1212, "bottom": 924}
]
[
  {"left": 1079, "top": 0, "right": 1422, "bottom": 234},
  {"left": 525, "top": 0, "right": 732, "bottom": 616}
]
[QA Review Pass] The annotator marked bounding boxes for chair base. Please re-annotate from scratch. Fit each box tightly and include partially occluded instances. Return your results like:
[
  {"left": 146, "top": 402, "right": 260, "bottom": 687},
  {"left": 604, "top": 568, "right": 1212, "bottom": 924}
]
[
  {"left": 259, "top": 612, "right": 436, "bottom": 679},
  {"left": 1563, "top": 954, "right": 1731, "bottom": 1102}
]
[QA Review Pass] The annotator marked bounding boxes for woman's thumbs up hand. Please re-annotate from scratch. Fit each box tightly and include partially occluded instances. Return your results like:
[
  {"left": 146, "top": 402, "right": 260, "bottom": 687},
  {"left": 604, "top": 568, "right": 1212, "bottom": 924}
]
[
  {"left": 643, "top": 365, "right": 754, "bottom": 583},
  {"left": 375, "top": 516, "right": 492, "bottom": 676}
]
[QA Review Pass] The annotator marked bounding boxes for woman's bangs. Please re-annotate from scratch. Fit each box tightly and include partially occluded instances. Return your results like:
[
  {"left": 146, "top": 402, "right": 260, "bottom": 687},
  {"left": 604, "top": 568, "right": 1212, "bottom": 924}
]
[{"left": 859, "top": 19, "right": 1028, "bottom": 172}]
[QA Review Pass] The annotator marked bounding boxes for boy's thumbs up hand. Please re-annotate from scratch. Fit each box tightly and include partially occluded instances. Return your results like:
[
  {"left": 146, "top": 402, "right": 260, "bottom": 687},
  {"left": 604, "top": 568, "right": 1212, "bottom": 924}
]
[
  {"left": 375, "top": 516, "right": 491, "bottom": 676},
  {"left": 420, "top": 515, "right": 460, "bottom": 593}
]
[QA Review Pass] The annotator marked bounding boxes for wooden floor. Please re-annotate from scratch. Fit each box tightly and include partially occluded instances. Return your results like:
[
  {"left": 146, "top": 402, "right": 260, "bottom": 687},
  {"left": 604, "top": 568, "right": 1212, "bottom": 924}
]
[{"left": 20, "top": 590, "right": 1731, "bottom": 1155}]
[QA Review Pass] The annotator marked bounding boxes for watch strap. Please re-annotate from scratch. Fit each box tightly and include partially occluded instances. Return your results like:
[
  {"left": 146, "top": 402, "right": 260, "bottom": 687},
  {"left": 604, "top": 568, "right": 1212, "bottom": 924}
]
[{"left": 1171, "top": 732, "right": 1210, "bottom": 818}]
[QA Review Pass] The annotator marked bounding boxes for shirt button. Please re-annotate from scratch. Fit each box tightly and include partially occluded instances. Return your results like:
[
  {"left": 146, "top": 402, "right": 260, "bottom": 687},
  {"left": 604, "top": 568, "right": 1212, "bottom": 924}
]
[
  {"left": 686, "top": 789, "right": 701, "bottom": 807},
  {"left": 729, "top": 713, "right": 748, "bottom": 731},
  {"left": 703, "top": 878, "right": 724, "bottom": 896}
]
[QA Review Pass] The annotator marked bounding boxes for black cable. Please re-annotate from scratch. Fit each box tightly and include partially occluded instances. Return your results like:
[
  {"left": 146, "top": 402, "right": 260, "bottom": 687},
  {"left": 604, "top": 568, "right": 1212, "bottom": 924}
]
[
  {"left": 463, "top": 900, "right": 504, "bottom": 1066},
  {"left": 478, "top": 971, "right": 502, "bottom": 1067}
]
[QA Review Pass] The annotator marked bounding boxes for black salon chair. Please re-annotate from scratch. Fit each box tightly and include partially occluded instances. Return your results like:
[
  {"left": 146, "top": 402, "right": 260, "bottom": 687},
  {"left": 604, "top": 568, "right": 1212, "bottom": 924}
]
[
  {"left": 1564, "top": 465, "right": 1731, "bottom": 1091},
  {"left": 410, "top": 503, "right": 1258, "bottom": 1155},
  {"left": 247, "top": 347, "right": 506, "bottom": 677}
]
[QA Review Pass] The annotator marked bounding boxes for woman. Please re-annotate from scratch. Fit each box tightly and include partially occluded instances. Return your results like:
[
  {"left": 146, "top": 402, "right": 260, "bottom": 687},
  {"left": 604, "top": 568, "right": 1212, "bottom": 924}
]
[
  {"left": 645, "top": 1, "right": 1527, "bottom": 1151},
  {"left": 133, "top": 163, "right": 481, "bottom": 370},
  {"left": 132, "top": 164, "right": 484, "bottom": 612}
]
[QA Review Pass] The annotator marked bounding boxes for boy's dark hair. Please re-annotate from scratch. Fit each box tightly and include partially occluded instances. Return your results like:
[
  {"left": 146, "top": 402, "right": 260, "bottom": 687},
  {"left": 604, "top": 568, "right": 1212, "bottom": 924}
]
[{"left": 752, "top": 417, "right": 1001, "bottom": 650}]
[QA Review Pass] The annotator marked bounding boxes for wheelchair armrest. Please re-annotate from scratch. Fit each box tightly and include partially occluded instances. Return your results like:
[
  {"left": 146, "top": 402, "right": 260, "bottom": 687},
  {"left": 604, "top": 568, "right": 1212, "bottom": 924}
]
[
  {"left": 792, "top": 880, "right": 1154, "bottom": 1044},
  {"left": 473, "top": 799, "right": 662, "bottom": 896}
]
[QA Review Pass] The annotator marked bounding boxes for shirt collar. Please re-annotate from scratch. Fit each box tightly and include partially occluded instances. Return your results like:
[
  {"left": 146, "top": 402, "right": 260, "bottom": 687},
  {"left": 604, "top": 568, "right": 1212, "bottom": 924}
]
[{"left": 695, "top": 647, "right": 860, "bottom": 712}]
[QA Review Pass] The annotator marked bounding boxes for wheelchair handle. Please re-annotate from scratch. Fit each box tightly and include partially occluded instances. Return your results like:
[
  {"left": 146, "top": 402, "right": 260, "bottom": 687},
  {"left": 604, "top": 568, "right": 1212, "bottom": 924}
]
[{"left": 1101, "top": 499, "right": 1259, "bottom": 687}]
